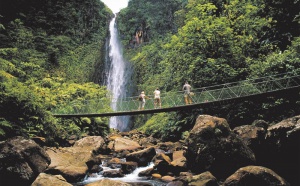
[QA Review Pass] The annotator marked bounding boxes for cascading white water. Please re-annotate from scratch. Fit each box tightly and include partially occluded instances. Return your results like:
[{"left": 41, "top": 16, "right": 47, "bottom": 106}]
[
  {"left": 78, "top": 162, "right": 164, "bottom": 185},
  {"left": 106, "top": 15, "right": 131, "bottom": 131}
]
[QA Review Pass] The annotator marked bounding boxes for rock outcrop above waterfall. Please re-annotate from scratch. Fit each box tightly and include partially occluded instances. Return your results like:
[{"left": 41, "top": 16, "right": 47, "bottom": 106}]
[{"left": 1, "top": 115, "right": 299, "bottom": 186}]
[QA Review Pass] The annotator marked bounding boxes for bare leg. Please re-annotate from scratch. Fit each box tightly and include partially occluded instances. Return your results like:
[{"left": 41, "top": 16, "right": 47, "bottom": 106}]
[
  {"left": 188, "top": 96, "right": 192, "bottom": 104},
  {"left": 184, "top": 97, "right": 188, "bottom": 105}
]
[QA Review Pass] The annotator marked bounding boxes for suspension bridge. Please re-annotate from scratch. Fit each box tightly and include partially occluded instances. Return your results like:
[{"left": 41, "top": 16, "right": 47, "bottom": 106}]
[{"left": 52, "top": 73, "right": 300, "bottom": 118}]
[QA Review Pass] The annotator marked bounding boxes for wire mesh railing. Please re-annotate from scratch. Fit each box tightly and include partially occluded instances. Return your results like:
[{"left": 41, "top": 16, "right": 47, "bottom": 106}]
[{"left": 52, "top": 73, "right": 300, "bottom": 116}]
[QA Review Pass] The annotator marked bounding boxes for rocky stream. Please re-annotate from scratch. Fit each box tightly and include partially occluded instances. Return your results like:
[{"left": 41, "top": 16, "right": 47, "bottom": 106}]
[{"left": 0, "top": 114, "right": 299, "bottom": 186}]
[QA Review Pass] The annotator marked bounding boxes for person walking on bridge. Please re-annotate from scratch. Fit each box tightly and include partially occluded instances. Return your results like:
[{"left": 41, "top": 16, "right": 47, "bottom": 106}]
[
  {"left": 153, "top": 88, "right": 161, "bottom": 109},
  {"left": 183, "top": 81, "right": 192, "bottom": 105},
  {"left": 138, "top": 91, "right": 149, "bottom": 110}
]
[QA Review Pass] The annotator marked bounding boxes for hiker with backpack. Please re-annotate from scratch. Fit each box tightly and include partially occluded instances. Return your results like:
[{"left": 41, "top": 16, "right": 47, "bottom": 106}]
[{"left": 138, "top": 91, "right": 149, "bottom": 110}]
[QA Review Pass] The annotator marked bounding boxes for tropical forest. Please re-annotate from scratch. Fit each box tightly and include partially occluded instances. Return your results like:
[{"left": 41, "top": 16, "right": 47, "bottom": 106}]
[{"left": 0, "top": 0, "right": 299, "bottom": 185}]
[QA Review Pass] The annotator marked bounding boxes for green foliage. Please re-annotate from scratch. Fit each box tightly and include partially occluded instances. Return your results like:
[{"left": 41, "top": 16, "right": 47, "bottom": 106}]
[
  {"left": 139, "top": 113, "right": 171, "bottom": 137},
  {"left": 138, "top": 111, "right": 198, "bottom": 141},
  {"left": 117, "top": 0, "right": 183, "bottom": 44},
  {"left": 0, "top": 0, "right": 112, "bottom": 44},
  {"left": 81, "top": 117, "right": 91, "bottom": 125},
  {"left": 0, "top": 47, "right": 47, "bottom": 81},
  {"left": 0, "top": 0, "right": 299, "bottom": 145},
  {"left": 261, "top": 0, "right": 300, "bottom": 50},
  {"left": 0, "top": 74, "right": 55, "bottom": 140},
  {"left": 6, "top": 19, "right": 35, "bottom": 49},
  {"left": 30, "top": 77, "right": 111, "bottom": 115},
  {"left": 120, "top": 0, "right": 300, "bottom": 138},
  {"left": 249, "top": 37, "right": 300, "bottom": 76},
  {"left": 122, "top": 0, "right": 276, "bottom": 92},
  {"left": 88, "top": 117, "right": 109, "bottom": 136},
  {"left": 181, "top": 131, "right": 190, "bottom": 140},
  {"left": 57, "top": 41, "right": 105, "bottom": 82},
  {"left": 127, "top": 39, "right": 171, "bottom": 92},
  {"left": 63, "top": 117, "right": 109, "bottom": 138},
  {"left": 0, "top": 0, "right": 112, "bottom": 144},
  {"left": 0, "top": 70, "right": 111, "bottom": 143},
  {"left": 0, "top": 118, "right": 13, "bottom": 139}
]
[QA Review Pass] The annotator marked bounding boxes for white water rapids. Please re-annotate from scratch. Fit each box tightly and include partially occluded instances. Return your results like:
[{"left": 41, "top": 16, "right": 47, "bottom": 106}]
[{"left": 80, "top": 162, "right": 155, "bottom": 185}]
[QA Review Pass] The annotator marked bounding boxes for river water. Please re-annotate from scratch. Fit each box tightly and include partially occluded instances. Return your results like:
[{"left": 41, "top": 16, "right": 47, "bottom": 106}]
[{"left": 76, "top": 161, "right": 166, "bottom": 186}]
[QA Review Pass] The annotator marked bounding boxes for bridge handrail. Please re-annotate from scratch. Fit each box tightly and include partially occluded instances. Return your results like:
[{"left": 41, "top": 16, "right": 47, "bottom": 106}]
[
  {"left": 122, "top": 72, "right": 299, "bottom": 99},
  {"left": 52, "top": 72, "right": 300, "bottom": 115}
]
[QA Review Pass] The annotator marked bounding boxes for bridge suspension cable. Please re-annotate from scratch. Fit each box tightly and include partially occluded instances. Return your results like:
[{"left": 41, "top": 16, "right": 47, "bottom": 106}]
[{"left": 52, "top": 73, "right": 300, "bottom": 117}]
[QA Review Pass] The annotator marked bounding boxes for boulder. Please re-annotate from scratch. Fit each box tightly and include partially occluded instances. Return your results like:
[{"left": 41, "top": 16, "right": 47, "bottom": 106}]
[
  {"left": 108, "top": 137, "right": 141, "bottom": 152},
  {"left": 138, "top": 167, "right": 154, "bottom": 177},
  {"left": 223, "top": 166, "right": 290, "bottom": 186},
  {"left": 170, "top": 150, "right": 187, "bottom": 171},
  {"left": 252, "top": 119, "right": 269, "bottom": 129},
  {"left": 86, "top": 154, "right": 103, "bottom": 173},
  {"left": 106, "top": 157, "right": 138, "bottom": 174},
  {"left": 45, "top": 136, "right": 105, "bottom": 183},
  {"left": 0, "top": 136, "right": 51, "bottom": 186},
  {"left": 73, "top": 136, "right": 106, "bottom": 152},
  {"left": 31, "top": 173, "right": 72, "bottom": 186},
  {"left": 89, "top": 164, "right": 103, "bottom": 173},
  {"left": 126, "top": 147, "right": 156, "bottom": 166},
  {"left": 102, "top": 169, "right": 124, "bottom": 177},
  {"left": 266, "top": 116, "right": 300, "bottom": 140},
  {"left": 186, "top": 171, "right": 219, "bottom": 186},
  {"left": 185, "top": 115, "right": 256, "bottom": 179},
  {"left": 152, "top": 173, "right": 162, "bottom": 179},
  {"left": 155, "top": 141, "right": 183, "bottom": 153},
  {"left": 257, "top": 116, "right": 300, "bottom": 186},
  {"left": 161, "top": 175, "right": 176, "bottom": 182},
  {"left": 233, "top": 124, "right": 267, "bottom": 161},
  {"left": 233, "top": 125, "right": 266, "bottom": 147},
  {"left": 152, "top": 153, "right": 173, "bottom": 175},
  {"left": 139, "top": 136, "right": 159, "bottom": 147},
  {"left": 107, "top": 158, "right": 124, "bottom": 168},
  {"left": 120, "top": 161, "right": 138, "bottom": 174}
]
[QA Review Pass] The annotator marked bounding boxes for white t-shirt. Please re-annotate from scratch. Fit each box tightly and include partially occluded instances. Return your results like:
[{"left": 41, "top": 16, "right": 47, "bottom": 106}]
[
  {"left": 154, "top": 90, "right": 160, "bottom": 99},
  {"left": 183, "top": 83, "right": 191, "bottom": 94},
  {"left": 140, "top": 93, "right": 146, "bottom": 102}
]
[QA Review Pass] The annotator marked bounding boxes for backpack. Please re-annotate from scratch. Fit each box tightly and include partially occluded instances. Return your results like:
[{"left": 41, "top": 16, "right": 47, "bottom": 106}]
[{"left": 138, "top": 94, "right": 143, "bottom": 101}]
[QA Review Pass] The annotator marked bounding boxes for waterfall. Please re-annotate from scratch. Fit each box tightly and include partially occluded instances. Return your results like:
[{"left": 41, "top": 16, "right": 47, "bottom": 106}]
[{"left": 106, "top": 15, "right": 132, "bottom": 131}]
